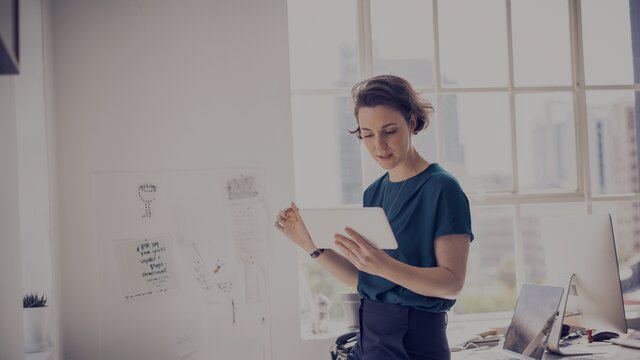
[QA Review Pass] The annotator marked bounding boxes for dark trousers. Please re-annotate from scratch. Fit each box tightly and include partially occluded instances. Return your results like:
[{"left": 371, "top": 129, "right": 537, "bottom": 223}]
[{"left": 346, "top": 298, "right": 450, "bottom": 360}]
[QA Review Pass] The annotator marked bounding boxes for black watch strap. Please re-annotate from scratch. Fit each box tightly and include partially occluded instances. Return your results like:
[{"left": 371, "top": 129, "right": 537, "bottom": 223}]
[{"left": 309, "top": 248, "right": 325, "bottom": 258}]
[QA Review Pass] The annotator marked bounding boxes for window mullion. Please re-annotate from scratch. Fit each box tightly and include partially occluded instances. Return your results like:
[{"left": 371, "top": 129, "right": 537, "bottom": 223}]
[
  {"left": 291, "top": 89, "right": 352, "bottom": 97},
  {"left": 357, "top": 0, "right": 379, "bottom": 187},
  {"left": 433, "top": 0, "right": 444, "bottom": 164},
  {"left": 469, "top": 192, "right": 584, "bottom": 206},
  {"left": 569, "top": 0, "right": 592, "bottom": 212},
  {"left": 433, "top": 0, "right": 443, "bottom": 94},
  {"left": 506, "top": 0, "right": 527, "bottom": 292},
  {"left": 592, "top": 193, "right": 640, "bottom": 202},
  {"left": 357, "top": 0, "right": 373, "bottom": 80},
  {"left": 584, "top": 84, "right": 640, "bottom": 91},
  {"left": 506, "top": 0, "right": 519, "bottom": 196}
]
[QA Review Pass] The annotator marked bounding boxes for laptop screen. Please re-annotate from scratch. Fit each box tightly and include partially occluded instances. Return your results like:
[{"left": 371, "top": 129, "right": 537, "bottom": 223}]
[{"left": 502, "top": 284, "right": 564, "bottom": 359}]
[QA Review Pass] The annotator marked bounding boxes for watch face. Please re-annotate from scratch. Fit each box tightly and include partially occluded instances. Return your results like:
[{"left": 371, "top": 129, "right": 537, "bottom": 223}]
[{"left": 311, "top": 249, "right": 324, "bottom": 258}]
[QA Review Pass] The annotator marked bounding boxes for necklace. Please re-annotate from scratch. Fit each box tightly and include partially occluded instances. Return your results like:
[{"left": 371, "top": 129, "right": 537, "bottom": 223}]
[{"left": 382, "top": 176, "right": 407, "bottom": 218}]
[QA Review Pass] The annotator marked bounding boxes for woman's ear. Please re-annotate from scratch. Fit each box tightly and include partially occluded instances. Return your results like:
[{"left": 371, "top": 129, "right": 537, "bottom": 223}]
[{"left": 408, "top": 115, "right": 417, "bottom": 133}]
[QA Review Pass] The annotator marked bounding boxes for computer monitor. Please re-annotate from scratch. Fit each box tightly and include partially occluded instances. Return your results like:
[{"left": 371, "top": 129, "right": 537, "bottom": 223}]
[{"left": 541, "top": 214, "right": 627, "bottom": 355}]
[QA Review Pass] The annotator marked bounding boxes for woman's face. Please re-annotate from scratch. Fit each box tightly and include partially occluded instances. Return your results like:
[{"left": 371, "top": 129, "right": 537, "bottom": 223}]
[{"left": 357, "top": 105, "right": 414, "bottom": 171}]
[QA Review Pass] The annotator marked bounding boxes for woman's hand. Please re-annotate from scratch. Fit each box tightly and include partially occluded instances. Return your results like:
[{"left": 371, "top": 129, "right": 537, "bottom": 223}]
[
  {"left": 334, "top": 227, "right": 394, "bottom": 277},
  {"left": 274, "top": 202, "right": 316, "bottom": 252}
]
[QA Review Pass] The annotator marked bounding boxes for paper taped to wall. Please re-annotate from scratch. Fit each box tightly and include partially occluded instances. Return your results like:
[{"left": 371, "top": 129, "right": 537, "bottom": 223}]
[
  {"left": 228, "top": 204, "right": 268, "bottom": 263},
  {"left": 113, "top": 234, "right": 179, "bottom": 300}
]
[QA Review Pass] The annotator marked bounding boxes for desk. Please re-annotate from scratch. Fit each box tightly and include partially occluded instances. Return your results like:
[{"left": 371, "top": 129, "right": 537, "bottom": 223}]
[{"left": 452, "top": 343, "right": 640, "bottom": 359}]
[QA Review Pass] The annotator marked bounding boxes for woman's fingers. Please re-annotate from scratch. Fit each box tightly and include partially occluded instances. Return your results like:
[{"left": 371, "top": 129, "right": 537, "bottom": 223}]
[
  {"left": 335, "top": 234, "right": 366, "bottom": 265},
  {"left": 344, "top": 227, "right": 370, "bottom": 248},
  {"left": 335, "top": 240, "right": 363, "bottom": 269},
  {"left": 276, "top": 206, "right": 294, "bottom": 226},
  {"left": 274, "top": 208, "right": 289, "bottom": 229},
  {"left": 279, "top": 209, "right": 290, "bottom": 219},
  {"left": 285, "top": 209, "right": 296, "bottom": 220},
  {"left": 291, "top": 202, "right": 301, "bottom": 215},
  {"left": 335, "top": 234, "right": 360, "bottom": 251}
]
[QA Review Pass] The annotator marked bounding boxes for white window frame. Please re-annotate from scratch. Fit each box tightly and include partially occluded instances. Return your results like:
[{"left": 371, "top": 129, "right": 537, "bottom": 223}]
[
  {"left": 290, "top": 0, "right": 640, "bottom": 324},
  {"left": 359, "top": 0, "right": 640, "bottom": 322}
]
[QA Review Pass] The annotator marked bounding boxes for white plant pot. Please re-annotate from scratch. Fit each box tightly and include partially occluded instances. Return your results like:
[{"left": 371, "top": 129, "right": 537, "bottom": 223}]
[
  {"left": 340, "top": 292, "right": 361, "bottom": 330},
  {"left": 23, "top": 307, "right": 50, "bottom": 353}
]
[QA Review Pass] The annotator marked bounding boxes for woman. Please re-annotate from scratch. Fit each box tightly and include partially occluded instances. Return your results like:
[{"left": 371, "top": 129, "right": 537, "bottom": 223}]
[{"left": 275, "top": 75, "right": 474, "bottom": 360}]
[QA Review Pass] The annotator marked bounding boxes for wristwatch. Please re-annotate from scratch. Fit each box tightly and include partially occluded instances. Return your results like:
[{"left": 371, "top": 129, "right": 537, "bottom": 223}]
[{"left": 309, "top": 248, "right": 325, "bottom": 258}]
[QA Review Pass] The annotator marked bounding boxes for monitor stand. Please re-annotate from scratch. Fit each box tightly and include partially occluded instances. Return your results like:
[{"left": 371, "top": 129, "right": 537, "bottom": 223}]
[{"left": 547, "top": 272, "right": 595, "bottom": 356}]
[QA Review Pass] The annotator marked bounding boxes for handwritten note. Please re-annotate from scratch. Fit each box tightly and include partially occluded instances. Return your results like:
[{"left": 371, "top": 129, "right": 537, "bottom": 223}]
[
  {"left": 113, "top": 234, "right": 179, "bottom": 300},
  {"left": 227, "top": 202, "right": 268, "bottom": 303},
  {"left": 228, "top": 204, "right": 268, "bottom": 263}
]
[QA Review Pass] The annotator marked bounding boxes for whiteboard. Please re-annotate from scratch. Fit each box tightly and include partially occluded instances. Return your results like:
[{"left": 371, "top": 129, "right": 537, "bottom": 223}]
[{"left": 94, "top": 169, "right": 271, "bottom": 360}]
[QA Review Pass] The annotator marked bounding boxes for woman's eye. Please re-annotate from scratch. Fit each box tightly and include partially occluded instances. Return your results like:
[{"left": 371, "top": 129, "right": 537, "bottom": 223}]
[
  {"left": 363, "top": 134, "right": 373, "bottom": 138},
  {"left": 385, "top": 131, "right": 396, "bottom": 135}
]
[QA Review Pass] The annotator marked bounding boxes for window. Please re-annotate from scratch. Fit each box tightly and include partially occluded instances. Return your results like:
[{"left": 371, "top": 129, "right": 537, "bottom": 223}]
[{"left": 288, "top": 0, "right": 640, "bottom": 337}]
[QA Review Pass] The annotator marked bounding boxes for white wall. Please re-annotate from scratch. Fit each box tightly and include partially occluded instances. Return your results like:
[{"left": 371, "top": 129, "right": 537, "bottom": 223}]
[
  {"left": 18, "top": 0, "right": 52, "bottom": 300},
  {"left": 0, "top": 77, "right": 25, "bottom": 359},
  {"left": 51, "top": 0, "right": 332, "bottom": 359},
  {"left": 16, "top": 4, "right": 60, "bottom": 360},
  {"left": 42, "top": 0, "right": 62, "bottom": 357},
  {"left": 0, "top": 2, "right": 60, "bottom": 359}
]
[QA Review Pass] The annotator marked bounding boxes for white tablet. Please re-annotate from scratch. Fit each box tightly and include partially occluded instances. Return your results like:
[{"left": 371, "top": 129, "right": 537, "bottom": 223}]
[{"left": 299, "top": 207, "right": 398, "bottom": 250}]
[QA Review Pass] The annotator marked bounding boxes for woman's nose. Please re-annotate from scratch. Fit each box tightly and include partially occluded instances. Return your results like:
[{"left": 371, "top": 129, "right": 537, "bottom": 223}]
[{"left": 375, "top": 137, "right": 387, "bottom": 149}]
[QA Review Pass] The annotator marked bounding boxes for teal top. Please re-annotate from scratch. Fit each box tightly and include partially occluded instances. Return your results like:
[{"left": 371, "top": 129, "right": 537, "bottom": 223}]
[{"left": 357, "top": 163, "right": 474, "bottom": 312}]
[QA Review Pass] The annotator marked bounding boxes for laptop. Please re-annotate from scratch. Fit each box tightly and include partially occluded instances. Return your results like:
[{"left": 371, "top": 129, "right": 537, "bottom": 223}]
[{"left": 468, "top": 284, "right": 564, "bottom": 360}]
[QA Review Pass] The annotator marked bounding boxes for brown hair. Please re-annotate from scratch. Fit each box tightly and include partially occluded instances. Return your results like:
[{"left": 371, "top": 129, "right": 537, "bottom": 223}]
[{"left": 350, "top": 75, "right": 434, "bottom": 139}]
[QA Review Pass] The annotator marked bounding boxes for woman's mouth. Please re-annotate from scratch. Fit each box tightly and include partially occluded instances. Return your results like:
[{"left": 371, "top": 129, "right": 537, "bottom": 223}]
[{"left": 378, "top": 154, "right": 393, "bottom": 160}]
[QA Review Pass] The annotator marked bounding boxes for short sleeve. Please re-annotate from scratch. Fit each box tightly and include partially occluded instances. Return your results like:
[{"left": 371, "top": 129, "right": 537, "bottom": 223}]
[
  {"left": 363, "top": 186, "right": 372, "bottom": 207},
  {"left": 433, "top": 177, "right": 474, "bottom": 242}
]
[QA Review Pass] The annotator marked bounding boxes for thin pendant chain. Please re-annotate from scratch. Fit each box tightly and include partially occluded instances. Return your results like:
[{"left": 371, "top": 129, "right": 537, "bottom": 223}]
[{"left": 382, "top": 176, "right": 407, "bottom": 218}]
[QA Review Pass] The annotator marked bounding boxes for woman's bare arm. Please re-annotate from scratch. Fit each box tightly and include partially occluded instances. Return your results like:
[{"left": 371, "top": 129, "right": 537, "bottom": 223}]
[
  {"left": 306, "top": 247, "right": 359, "bottom": 288},
  {"left": 335, "top": 228, "right": 470, "bottom": 299},
  {"left": 381, "top": 234, "right": 470, "bottom": 299},
  {"left": 276, "top": 203, "right": 359, "bottom": 288}
]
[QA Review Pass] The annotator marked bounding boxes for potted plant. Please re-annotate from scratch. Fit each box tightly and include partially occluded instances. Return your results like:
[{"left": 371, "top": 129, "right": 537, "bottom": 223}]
[
  {"left": 340, "top": 289, "right": 360, "bottom": 330},
  {"left": 23, "top": 293, "right": 50, "bottom": 353}
]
